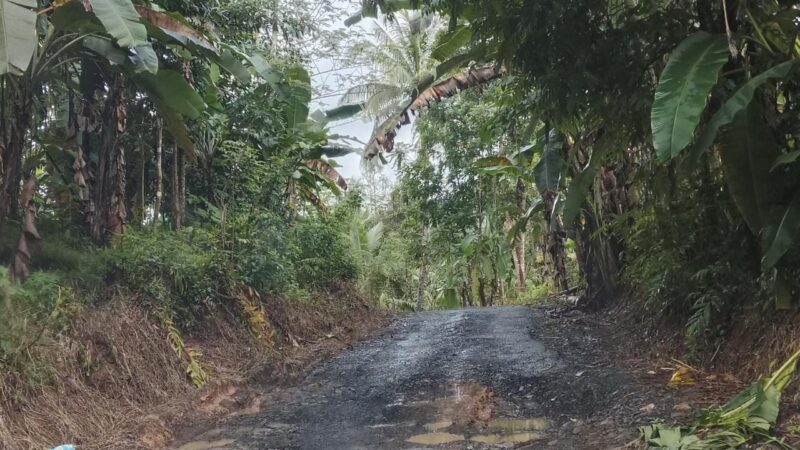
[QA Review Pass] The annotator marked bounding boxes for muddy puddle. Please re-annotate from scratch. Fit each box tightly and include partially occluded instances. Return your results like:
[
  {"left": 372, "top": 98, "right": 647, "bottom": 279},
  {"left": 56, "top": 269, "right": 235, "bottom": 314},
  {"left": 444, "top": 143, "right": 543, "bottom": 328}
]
[{"left": 404, "top": 382, "right": 550, "bottom": 446}]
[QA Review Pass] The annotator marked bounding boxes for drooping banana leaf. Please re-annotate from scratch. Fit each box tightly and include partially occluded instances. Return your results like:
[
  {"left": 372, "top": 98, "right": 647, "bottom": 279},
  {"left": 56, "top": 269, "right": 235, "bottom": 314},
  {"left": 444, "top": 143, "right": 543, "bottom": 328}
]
[
  {"left": 0, "top": 0, "right": 37, "bottom": 75},
  {"left": 762, "top": 189, "right": 800, "bottom": 270},
  {"left": 135, "top": 69, "right": 206, "bottom": 119},
  {"left": 533, "top": 137, "right": 564, "bottom": 194},
  {"left": 88, "top": 0, "right": 148, "bottom": 49},
  {"left": 718, "top": 102, "right": 781, "bottom": 236},
  {"left": 431, "top": 25, "right": 472, "bottom": 61},
  {"left": 563, "top": 144, "right": 612, "bottom": 224},
  {"left": 651, "top": 32, "right": 729, "bottom": 161}
]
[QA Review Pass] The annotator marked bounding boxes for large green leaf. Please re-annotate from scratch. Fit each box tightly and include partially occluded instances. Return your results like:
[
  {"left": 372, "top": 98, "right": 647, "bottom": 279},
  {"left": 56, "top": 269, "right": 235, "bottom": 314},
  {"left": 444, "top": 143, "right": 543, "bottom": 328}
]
[
  {"left": 563, "top": 144, "right": 612, "bottom": 224},
  {"left": 215, "top": 49, "right": 252, "bottom": 84},
  {"left": 719, "top": 103, "right": 781, "bottom": 236},
  {"left": 431, "top": 25, "right": 472, "bottom": 61},
  {"left": 284, "top": 65, "right": 311, "bottom": 130},
  {"left": 135, "top": 69, "right": 206, "bottom": 119},
  {"left": 651, "top": 32, "right": 729, "bottom": 161},
  {"left": 89, "top": 0, "right": 148, "bottom": 49},
  {"left": 762, "top": 188, "right": 800, "bottom": 270},
  {"left": 0, "top": 0, "right": 37, "bottom": 75},
  {"left": 533, "top": 136, "right": 564, "bottom": 193},
  {"left": 691, "top": 60, "right": 794, "bottom": 160}
]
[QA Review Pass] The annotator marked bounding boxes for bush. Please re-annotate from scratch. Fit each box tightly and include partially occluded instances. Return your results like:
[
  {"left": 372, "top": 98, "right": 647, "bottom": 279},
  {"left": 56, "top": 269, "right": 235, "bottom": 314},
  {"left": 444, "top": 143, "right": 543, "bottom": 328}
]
[
  {"left": 292, "top": 214, "right": 358, "bottom": 288},
  {"left": 105, "top": 229, "right": 221, "bottom": 323},
  {"left": 232, "top": 210, "right": 297, "bottom": 295}
]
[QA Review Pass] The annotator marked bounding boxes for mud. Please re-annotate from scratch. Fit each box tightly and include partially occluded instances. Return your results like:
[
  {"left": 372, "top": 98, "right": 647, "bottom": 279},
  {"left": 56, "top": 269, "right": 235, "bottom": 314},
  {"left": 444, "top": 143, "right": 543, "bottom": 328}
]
[{"left": 171, "top": 307, "right": 638, "bottom": 449}]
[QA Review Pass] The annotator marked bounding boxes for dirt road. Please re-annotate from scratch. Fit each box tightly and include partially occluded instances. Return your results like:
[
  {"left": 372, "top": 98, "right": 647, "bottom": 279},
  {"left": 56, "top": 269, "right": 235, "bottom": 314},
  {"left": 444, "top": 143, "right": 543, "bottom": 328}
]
[{"left": 172, "top": 307, "right": 642, "bottom": 449}]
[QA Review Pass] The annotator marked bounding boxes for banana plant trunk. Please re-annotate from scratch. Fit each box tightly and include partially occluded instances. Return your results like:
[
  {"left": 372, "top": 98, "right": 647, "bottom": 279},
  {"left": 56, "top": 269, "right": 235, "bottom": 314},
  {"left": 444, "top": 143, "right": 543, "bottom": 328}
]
[
  {"left": 0, "top": 79, "right": 34, "bottom": 235},
  {"left": 90, "top": 73, "right": 127, "bottom": 246}
]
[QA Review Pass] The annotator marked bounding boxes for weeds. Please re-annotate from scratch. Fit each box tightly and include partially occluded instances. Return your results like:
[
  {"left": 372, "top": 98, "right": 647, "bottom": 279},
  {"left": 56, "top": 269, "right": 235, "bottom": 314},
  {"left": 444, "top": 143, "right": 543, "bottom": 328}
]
[{"left": 154, "top": 308, "right": 211, "bottom": 388}]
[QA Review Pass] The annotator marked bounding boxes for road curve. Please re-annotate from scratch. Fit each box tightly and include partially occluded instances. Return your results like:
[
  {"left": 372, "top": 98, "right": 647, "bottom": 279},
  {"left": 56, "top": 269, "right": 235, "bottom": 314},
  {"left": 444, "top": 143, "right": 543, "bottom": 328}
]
[{"left": 173, "top": 306, "right": 624, "bottom": 449}]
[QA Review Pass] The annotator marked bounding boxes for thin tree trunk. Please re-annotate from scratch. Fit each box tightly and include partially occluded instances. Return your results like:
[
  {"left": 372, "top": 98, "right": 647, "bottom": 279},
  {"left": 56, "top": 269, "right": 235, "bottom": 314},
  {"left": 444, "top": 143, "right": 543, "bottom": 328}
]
[
  {"left": 179, "top": 147, "right": 186, "bottom": 226},
  {"left": 153, "top": 119, "right": 163, "bottom": 228},
  {"left": 171, "top": 143, "right": 181, "bottom": 229},
  {"left": 543, "top": 190, "right": 569, "bottom": 291},
  {"left": 416, "top": 254, "right": 427, "bottom": 311}
]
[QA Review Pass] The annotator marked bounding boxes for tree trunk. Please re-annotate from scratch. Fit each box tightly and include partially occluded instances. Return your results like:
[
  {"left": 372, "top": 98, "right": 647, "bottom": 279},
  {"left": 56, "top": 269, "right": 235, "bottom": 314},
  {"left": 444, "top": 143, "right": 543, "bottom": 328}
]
[
  {"left": 90, "top": 73, "right": 127, "bottom": 245},
  {"left": 514, "top": 179, "right": 527, "bottom": 290},
  {"left": 416, "top": 254, "right": 427, "bottom": 311},
  {"left": 153, "top": 119, "right": 163, "bottom": 228},
  {"left": 179, "top": 147, "right": 186, "bottom": 226},
  {"left": 171, "top": 143, "right": 182, "bottom": 229}
]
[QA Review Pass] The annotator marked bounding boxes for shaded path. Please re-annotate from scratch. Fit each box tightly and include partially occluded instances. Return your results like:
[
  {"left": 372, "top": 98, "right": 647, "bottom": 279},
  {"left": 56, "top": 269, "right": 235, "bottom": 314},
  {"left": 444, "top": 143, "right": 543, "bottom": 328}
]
[{"left": 172, "top": 307, "right": 633, "bottom": 449}]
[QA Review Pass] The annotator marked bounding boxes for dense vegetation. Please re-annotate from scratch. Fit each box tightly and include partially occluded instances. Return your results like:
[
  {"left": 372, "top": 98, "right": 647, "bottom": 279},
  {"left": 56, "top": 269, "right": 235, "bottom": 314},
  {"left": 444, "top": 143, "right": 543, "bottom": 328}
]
[
  {"left": 336, "top": 0, "right": 800, "bottom": 357},
  {"left": 4, "top": 0, "right": 800, "bottom": 446}
]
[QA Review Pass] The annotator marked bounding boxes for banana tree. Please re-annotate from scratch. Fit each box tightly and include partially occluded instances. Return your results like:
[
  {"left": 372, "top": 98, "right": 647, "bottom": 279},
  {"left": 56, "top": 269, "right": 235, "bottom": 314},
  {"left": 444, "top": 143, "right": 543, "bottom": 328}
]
[{"left": 650, "top": 23, "right": 799, "bottom": 305}]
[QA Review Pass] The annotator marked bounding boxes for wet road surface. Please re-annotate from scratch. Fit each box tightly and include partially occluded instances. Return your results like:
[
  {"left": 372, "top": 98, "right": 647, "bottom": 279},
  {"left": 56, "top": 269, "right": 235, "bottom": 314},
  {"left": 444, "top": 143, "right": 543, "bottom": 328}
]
[{"left": 173, "top": 307, "right": 628, "bottom": 449}]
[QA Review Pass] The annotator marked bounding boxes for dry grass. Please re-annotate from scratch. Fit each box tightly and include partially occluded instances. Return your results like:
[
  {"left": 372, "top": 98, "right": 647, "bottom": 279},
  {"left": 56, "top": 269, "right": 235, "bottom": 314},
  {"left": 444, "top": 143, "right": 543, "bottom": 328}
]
[{"left": 0, "top": 283, "right": 383, "bottom": 450}]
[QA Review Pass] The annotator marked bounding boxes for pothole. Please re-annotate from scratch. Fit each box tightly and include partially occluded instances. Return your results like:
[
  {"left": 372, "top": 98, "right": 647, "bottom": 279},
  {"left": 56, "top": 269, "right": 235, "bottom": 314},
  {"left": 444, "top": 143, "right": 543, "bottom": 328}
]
[{"left": 176, "top": 438, "right": 235, "bottom": 450}]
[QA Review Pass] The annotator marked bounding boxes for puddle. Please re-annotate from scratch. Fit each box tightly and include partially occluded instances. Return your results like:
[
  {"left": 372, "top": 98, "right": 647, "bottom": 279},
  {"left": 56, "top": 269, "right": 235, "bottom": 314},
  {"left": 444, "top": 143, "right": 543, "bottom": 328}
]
[
  {"left": 470, "top": 432, "right": 543, "bottom": 444},
  {"left": 487, "top": 418, "right": 549, "bottom": 432},
  {"left": 176, "top": 439, "right": 235, "bottom": 450},
  {"left": 406, "top": 432, "right": 465, "bottom": 444},
  {"left": 424, "top": 420, "right": 453, "bottom": 431}
]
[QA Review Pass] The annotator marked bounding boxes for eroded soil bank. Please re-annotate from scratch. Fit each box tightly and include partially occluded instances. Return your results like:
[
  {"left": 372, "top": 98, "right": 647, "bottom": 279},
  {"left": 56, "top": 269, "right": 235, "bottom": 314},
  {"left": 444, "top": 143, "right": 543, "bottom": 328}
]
[{"left": 171, "top": 306, "right": 737, "bottom": 449}]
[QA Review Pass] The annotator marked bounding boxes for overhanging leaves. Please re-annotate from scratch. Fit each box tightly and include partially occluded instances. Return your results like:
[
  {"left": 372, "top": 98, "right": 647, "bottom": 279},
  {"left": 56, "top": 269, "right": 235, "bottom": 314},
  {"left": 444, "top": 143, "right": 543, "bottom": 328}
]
[{"left": 651, "top": 32, "right": 729, "bottom": 161}]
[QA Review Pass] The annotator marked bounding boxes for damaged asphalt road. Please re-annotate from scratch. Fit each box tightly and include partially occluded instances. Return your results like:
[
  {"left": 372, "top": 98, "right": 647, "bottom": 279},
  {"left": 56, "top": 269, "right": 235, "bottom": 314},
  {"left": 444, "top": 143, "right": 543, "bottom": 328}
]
[{"left": 172, "top": 306, "right": 637, "bottom": 449}]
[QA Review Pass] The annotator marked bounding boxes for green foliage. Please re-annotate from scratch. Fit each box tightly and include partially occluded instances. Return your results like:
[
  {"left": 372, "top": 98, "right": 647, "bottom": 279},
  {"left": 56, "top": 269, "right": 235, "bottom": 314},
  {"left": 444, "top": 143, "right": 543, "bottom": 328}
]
[
  {"left": 651, "top": 32, "right": 730, "bottom": 161},
  {"left": 106, "top": 230, "right": 219, "bottom": 322},
  {"left": 292, "top": 205, "right": 360, "bottom": 289}
]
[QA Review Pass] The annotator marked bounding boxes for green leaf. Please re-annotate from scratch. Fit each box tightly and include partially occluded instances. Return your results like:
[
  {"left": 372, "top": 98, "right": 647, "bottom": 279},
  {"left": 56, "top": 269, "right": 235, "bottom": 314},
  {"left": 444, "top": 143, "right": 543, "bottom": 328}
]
[
  {"left": 0, "top": 0, "right": 37, "bottom": 75},
  {"left": 691, "top": 60, "right": 794, "bottom": 161},
  {"left": 563, "top": 151, "right": 605, "bottom": 225},
  {"left": 533, "top": 137, "right": 564, "bottom": 193},
  {"left": 431, "top": 25, "right": 472, "bottom": 61},
  {"left": 771, "top": 150, "right": 800, "bottom": 172},
  {"left": 131, "top": 44, "right": 158, "bottom": 73},
  {"left": 324, "top": 104, "right": 363, "bottom": 121},
  {"left": 135, "top": 69, "right": 206, "bottom": 119},
  {"left": 762, "top": 188, "right": 800, "bottom": 270},
  {"left": 82, "top": 35, "right": 127, "bottom": 65},
  {"left": 215, "top": 50, "right": 252, "bottom": 84},
  {"left": 719, "top": 103, "right": 781, "bottom": 236},
  {"left": 88, "top": 0, "right": 149, "bottom": 49},
  {"left": 153, "top": 99, "right": 195, "bottom": 156},
  {"left": 651, "top": 32, "right": 729, "bottom": 161}
]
